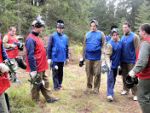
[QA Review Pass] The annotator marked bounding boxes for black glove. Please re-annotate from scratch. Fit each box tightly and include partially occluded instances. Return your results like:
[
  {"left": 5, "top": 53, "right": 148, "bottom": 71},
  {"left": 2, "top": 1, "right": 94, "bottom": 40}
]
[
  {"left": 118, "top": 66, "right": 122, "bottom": 75},
  {"left": 101, "top": 64, "right": 109, "bottom": 73},
  {"left": 79, "top": 58, "right": 84, "bottom": 67},
  {"left": 14, "top": 42, "right": 24, "bottom": 51}
]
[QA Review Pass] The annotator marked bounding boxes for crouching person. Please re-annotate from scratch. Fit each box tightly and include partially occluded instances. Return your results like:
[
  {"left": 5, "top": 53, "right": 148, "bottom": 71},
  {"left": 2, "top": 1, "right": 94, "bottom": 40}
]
[{"left": 25, "top": 16, "right": 59, "bottom": 103}]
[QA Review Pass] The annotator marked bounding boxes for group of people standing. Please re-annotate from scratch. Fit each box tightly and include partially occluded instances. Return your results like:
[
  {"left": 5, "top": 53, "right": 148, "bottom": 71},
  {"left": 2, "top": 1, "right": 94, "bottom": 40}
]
[
  {"left": 81, "top": 20, "right": 150, "bottom": 113},
  {"left": 0, "top": 16, "right": 149, "bottom": 113},
  {"left": 80, "top": 20, "right": 139, "bottom": 101}
]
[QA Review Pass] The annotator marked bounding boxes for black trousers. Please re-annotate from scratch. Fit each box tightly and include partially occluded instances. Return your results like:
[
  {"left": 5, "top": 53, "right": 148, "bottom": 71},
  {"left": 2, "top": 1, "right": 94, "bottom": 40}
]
[{"left": 52, "top": 62, "right": 64, "bottom": 89}]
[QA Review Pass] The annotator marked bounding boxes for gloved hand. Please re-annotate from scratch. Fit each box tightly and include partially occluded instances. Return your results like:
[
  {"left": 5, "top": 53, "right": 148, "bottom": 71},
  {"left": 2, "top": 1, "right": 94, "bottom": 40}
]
[
  {"left": 64, "top": 59, "right": 69, "bottom": 65},
  {"left": 101, "top": 63, "right": 109, "bottom": 73},
  {"left": 30, "top": 71, "right": 37, "bottom": 79},
  {"left": 79, "top": 58, "right": 84, "bottom": 67},
  {"left": 128, "top": 70, "right": 136, "bottom": 78},
  {"left": 66, "top": 59, "right": 70, "bottom": 64},
  {"left": 106, "top": 63, "right": 111, "bottom": 71},
  {"left": 11, "top": 44, "right": 17, "bottom": 48},
  {"left": 0, "top": 63, "right": 9, "bottom": 74},
  {"left": 54, "top": 65, "right": 58, "bottom": 70},
  {"left": 48, "top": 59, "right": 51, "bottom": 64},
  {"left": 14, "top": 42, "right": 24, "bottom": 50}
]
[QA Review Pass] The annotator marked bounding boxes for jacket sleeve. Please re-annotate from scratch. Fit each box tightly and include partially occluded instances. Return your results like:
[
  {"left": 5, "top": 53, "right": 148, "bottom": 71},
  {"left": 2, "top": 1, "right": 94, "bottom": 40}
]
[
  {"left": 47, "top": 35, "right": 53, "bottom": 59},
  {"left": 66, "top": 37, "right": 69, "bottom": 59},
  {"left": 105, "top": 43, "right": 112, "bottom": 67},
  {"left": 25, "top": 38, "right": 37, "bottom": 72},
  {"left": 2, "top": 44, "right": 8, "bottom": 60},
  {"left": 3, "top": 35, "right": 13, "bottom": 48},
  {"left": 82, "top": 35, "right": 86, "bottom": 59},
  {"left": 134, "top": 34, "right": 140, "bottom": 52},
  {"left": 132, "top": 41, "right": 150, "bottom": 73},
  {"left": 101, "top": 31, "right": 106, "bottom": 48}
]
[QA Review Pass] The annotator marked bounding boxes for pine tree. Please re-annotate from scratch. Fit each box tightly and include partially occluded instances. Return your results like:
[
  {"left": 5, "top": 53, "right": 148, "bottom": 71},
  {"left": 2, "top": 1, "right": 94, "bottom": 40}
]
[{"left": 135, "top": 0, "right": 150, "bottom": 31}]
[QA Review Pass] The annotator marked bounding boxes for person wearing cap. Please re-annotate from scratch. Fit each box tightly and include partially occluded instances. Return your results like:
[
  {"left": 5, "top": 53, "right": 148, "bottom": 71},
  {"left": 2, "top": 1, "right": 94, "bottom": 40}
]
[
  {"left": 105, "top": 28, "right": 122, "bottom": 101},
  {"left": 47, "top": 20, "right": 69, "bottom": 91},
  {"left": 25, "top": 16, "right": 58, "bottom": 103},
  {"left": 120, "top": 21, "right": 139, "bottom": 101},
  {"left": 105, "top": 25, "right": 118, "bottom": 43},
  {"left": 128, "top": 23, "right": 150, "bottom": 113},
  {"left": 80, "top": 19, "right": 105, "bottom": 94}
]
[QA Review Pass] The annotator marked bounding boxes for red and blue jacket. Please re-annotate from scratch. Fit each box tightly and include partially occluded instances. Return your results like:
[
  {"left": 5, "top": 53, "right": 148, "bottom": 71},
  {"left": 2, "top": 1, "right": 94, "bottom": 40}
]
[
  {"left": 0, "top": 36, "right": 10, "bottom": 95},
  {"left": 25, "top": 32, "right": 48, "bottom": 72}
]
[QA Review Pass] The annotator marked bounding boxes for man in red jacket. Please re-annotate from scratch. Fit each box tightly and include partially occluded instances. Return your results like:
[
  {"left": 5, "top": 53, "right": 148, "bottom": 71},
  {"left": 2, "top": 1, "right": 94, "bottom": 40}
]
[
  {"left": 25, "top": 16, "right": 58, "bottom": 103},
  {"left": 129, "top": 23, "right": 150, "bottom": 113},
  {"left": 3, "top": 26, "right": 19, "bottom": 59}
]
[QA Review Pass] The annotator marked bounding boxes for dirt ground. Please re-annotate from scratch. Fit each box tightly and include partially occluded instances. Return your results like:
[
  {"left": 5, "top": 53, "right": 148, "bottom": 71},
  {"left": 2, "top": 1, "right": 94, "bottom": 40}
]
[{"left": 11, "top": 64, "right": 142, "bottom": 113}]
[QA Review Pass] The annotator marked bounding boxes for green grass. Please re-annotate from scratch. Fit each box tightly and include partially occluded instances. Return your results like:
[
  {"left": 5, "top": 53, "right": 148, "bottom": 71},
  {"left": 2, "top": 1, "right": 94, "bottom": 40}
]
[{"left": 6, "top": 64, "right": 142, "bottom": 113}]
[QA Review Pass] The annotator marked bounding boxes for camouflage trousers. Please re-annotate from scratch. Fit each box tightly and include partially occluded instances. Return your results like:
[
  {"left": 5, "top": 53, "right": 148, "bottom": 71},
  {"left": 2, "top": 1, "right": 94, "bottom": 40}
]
[
  {"left": 138, "top": 79, "right": 150, "bottom": 113},
  {"left": 85, "top": 60, "right": 101, "bottom": 92},
  {"left": 0, "top": 93, "right": 9, "bottom": 113},
  {"left": 31, "top": 71, "right": 52, "bottom": 102},
  {"left": 121, "top": 62, "right": 137, "bottom": 96}
]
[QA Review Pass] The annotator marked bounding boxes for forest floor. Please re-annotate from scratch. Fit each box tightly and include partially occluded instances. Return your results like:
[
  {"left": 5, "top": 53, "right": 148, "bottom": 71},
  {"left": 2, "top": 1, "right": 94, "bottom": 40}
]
[{"left": 7, "top": 64, "right": 142, "bottom": 113}]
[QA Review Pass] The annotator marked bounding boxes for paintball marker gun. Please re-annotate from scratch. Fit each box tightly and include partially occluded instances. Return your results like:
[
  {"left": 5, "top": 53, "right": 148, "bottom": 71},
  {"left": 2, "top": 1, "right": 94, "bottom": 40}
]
[{"left": 5, "top": 59, "right": 19, "bottom": 82}]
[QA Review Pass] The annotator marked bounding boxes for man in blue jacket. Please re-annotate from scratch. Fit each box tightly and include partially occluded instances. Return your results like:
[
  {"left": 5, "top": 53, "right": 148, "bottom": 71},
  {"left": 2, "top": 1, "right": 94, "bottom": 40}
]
[
  {"left": 47, "top": 20, "right": 69, "bottom": 90},
  {"left": 105, "top": 28, "right": 122, "bottom": 101},
  {"left": 80, "top": 20, "right": 105, "bottom": 94},
  {"left": 120, "top": 22, "right": 139, "bottom": 101}
]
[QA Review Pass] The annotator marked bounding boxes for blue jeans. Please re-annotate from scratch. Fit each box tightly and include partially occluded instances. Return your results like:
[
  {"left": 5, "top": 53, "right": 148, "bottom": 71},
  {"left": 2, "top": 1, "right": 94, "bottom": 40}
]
[
  {"left": 52, "top": 62, "right": 64, "bottom": 89},
  {"left": 107, "top": 68, "right": 117, "bottom": 96}
]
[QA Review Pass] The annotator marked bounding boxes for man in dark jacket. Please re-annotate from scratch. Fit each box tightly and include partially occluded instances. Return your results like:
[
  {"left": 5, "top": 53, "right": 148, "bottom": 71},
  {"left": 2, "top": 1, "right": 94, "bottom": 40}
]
[{"left": 47, "top": 20, "right": 69, "bottom": 90}]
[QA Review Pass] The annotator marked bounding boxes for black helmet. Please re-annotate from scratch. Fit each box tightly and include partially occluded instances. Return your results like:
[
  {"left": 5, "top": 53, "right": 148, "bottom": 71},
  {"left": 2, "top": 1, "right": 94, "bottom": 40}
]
[
  {"left": 111, "top": 25, "right": 118, "bottom": 30},
  {"left": 125, "top": 75, "right": 138, "bottom": 89},
  {"left": 90, "top": 19, "right": 99, "bottom": 26},
  {"left": 32, "top": 15, "right": 45, "bottom": 28},
  {"left": 111, "top": 28, "right": 119, "bottom": 35},
  {"left": 56, "top": 20, "right": 64, "bottom": 28}
]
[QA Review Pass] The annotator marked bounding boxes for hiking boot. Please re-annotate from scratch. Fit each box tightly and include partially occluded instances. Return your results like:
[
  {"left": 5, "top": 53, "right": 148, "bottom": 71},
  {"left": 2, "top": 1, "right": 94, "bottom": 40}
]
[
  {"left": 133, "top": 96, "right": 138, "bottom": 101},
  {"left": 107, "top": 96, "right": 113, "bottom": 102},
  {"left": 84, "top": 88, "right": 92, "bottom": 94},
  {"left": 54, "top": 88, "right": 60, "bottom": 91},
  {"left": 93, "top": 89, "right": 99, "bottom": 94},
  {"left": 46, "top": 97, "right": 59, "bottom": 103},
  {"left": 121, "top": 90, "right": 128, "bottom": 95}
]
